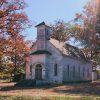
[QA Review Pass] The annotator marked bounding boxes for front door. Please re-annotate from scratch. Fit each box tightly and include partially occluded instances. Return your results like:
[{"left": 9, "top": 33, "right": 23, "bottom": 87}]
[{"left": 35, "top": 64, "right": 42, "bottom": 80}]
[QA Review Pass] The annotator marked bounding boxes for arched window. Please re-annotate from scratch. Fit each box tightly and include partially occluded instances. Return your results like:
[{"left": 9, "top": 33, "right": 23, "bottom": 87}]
[{"left": 54, "top": 64, "right": 58, "bottom": 76}]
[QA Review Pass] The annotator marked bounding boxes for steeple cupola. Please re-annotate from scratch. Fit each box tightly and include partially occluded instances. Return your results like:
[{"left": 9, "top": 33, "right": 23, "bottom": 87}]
[{"left": 35, "top": 22, "right": 52, "bottom": 50}]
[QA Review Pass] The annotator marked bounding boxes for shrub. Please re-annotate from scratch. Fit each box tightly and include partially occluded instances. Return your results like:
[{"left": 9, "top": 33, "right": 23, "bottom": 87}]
[{"left": 15, "top": 79, "right": 36, "bottom": 87}]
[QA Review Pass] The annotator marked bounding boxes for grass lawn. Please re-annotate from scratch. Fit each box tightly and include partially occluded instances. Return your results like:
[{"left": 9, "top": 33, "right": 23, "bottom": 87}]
[
  {"left": 0, "top": 95, "right": 100, "bottom": 100},
  {"left": 0, "top": 79, "right": 10, "bottom": 83},
  {"left": 0, "top": 80, "right": 100, "bottom": 100}
]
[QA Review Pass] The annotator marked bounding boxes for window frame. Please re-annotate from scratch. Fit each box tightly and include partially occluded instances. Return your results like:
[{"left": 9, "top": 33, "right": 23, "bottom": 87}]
[
  {"left": 54, "top": 64, "right": 58, "bottom": 76},
  {"left": 30, "top": 64, "right": 32, "bottom": 75}
]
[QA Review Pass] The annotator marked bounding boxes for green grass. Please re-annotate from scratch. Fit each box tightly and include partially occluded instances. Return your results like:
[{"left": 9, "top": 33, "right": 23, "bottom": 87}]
[
  {"left": 0, "top": 79, "right": 10, "bottom": 82},
  {"left": 0, "top": 95, "right": 100, "bottom": 100}
]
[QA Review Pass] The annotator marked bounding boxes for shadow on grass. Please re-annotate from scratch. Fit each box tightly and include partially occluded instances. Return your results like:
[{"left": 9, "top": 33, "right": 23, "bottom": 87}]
[
  {"left": 0, "top": 80, "right": 100, "bottom": 96},
  {"left": 0, "top": 85, "right": 34, "bottom": 91},
  {"left": 53, "top": 82, "right": 100, "bottom": 96},
  {"left": 0, "top": 84, "right": 63, "bottom": 91}
]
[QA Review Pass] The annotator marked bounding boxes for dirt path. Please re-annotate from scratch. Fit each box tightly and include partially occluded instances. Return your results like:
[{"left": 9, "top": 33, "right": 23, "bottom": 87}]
[{"left": 0, "top": 80, "right": 100, "bottom": 97}]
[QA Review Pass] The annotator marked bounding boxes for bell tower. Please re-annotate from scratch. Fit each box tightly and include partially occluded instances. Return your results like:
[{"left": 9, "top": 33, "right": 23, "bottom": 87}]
[{"left": 35, "top": 22, "right": 51, "bottom": 50}]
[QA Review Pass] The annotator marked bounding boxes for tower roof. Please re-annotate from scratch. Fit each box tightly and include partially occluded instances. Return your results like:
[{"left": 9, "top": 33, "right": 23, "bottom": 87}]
[
  {"left": 30, "top": 50, "right": 52, "bottom": 55},
  {"left": 35, "top": 21, "right": 51, "bottom": 28}
]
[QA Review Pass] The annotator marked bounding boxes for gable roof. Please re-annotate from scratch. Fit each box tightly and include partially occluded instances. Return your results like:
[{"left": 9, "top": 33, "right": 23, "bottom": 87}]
[
  {"left": 30, "top": 38, "right": 87, "bottom": 61},
  {"left": 49, "top": 38, "right": 68, "bottom": 55},
  {"left": 49, "top": 38, "right": 87, "bottom": 61}
]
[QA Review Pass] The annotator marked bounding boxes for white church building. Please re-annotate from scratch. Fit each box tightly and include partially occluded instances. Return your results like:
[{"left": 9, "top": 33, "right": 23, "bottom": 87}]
[{"left": 26, "top": 22, "right": 92, "bottom": 84}]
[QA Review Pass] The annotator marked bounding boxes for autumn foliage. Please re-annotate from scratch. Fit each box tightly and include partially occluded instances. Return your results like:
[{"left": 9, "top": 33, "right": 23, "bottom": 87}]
[
  {"left": 51, "top": 0, "right": 100, "bottom": 66},
  {"left": 73, "top": 0, "right": 100, "bottom": 66},
  {"left": 0, "top": 0, "right": 30, "bottom": 75}
]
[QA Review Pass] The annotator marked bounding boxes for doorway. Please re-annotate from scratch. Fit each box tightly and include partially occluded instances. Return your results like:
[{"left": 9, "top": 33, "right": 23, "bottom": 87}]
[{"left": 35, "top": 64, "right": 42, "bottom": 80}]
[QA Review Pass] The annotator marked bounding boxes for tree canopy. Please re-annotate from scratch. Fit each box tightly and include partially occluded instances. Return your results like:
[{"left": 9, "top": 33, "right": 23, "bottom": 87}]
[
  {"left": 67, "top": 0, "right": 100, "bottom": 66},
  {"left": 0, "top": 0, "right": 30, "bottom": 76},
  {"left": 51, "top": 0, "right": 100, "bottom": 66}
]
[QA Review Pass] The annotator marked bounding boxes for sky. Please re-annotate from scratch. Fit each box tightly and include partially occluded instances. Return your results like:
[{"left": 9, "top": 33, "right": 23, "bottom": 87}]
[{"left": 24, "top": 0, "right": 90, "bottom": 41}]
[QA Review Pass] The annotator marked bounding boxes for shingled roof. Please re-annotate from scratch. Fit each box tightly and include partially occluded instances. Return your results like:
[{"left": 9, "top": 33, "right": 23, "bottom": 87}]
[
  {"left": 49, "top": 38, "right": 87, "bottom": 61},
  {"left": 49, "top": 38, "right": 68, "bottom": 55},
  {"left": 30, "top": 38, "right": 87, "bottom": 61}
]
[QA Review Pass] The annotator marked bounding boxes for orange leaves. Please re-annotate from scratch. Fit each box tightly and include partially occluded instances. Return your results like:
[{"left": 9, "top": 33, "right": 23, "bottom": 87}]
[
  {"left": 0, "top": 0, "right": 29, "bottom": 37},
  {"left": 0, "top": 51, "right": 3, "bottom": 55},
  {"left": 74, "top": 0, "right": 100, "bottom": 46},
  {"left": 0, "top": 10, "right": 4, "bottom": 18},
  {"left": 70, "top": 0, "right": 100, "bottom": 65},
  {"left": 7, "top": 27, "right": 14, "bottom": 34},
  {"left": 13, "top": 12, "right": 28, "bottom": 23},
  {"left": 0, "top": 0, "right": 30, "bottom": 71},
  {"left": 0, "top": 34, "right": 30, "bottom": 70}
]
